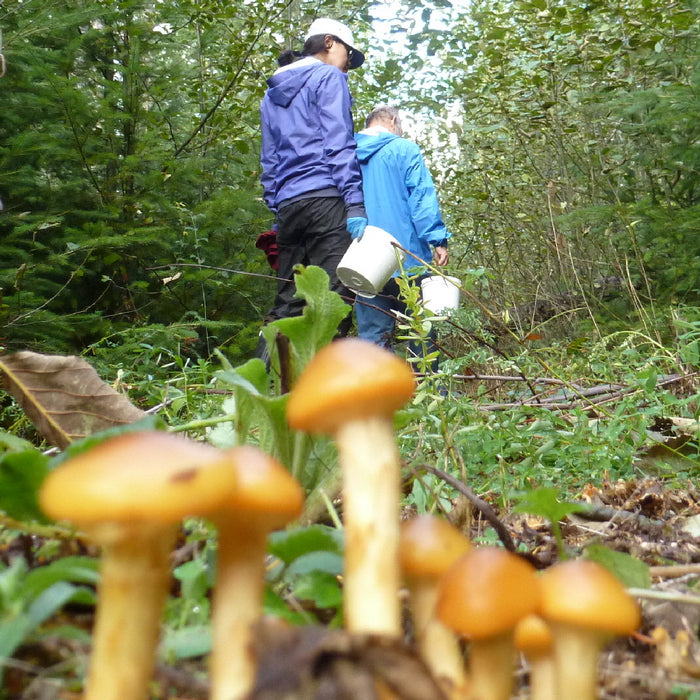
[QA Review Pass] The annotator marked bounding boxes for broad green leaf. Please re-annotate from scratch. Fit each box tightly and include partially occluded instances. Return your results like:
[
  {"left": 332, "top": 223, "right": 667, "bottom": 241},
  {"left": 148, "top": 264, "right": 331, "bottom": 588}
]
[
  {"left": 26, "top": 581, "right": 78, "bottom": 630},
  {"left": 0, "top": 449, "right": 50, "bottom": 523},
  {"left": 159, "top": 624, "right": 211, "bottom": 661},
  {"left": 284, "top": 551, "right": 344, "bottom": 580},
  {"left": 583, "top": 545, "right": 652, "bottom": 589},
  {"left": 262, "top": 588, "right": 311, "bottom": 626},
  {"left": 513, "top": 487, "right": 589, "bottom": 523},
  {"left": 0, "top": 431, "right": 36, "bottom": 454},
  {"left": 268, "top": 525, "right": 344, "bottom": 565},
  {"left": 265, "top": 265, "right": 351, "bottom": 373},
  {"left": 23, "top": 557, "right": 99, "bottom": 601},
  {"left": 292, "top": 570, "right": 343, "bottom": 609}
]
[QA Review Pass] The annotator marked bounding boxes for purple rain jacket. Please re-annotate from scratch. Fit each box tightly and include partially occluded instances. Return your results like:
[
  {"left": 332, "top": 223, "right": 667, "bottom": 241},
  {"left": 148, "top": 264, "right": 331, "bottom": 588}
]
[{"left": 260, "top": 57, "right": 365, "bottom": 219}]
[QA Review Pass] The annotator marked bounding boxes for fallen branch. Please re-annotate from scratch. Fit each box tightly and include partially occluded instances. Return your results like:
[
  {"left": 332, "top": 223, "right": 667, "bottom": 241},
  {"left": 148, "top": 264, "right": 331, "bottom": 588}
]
[
  {"left": 648, "top": 564, "right": 700, "bottom": 579},
  {"left": 627, "top": 588, "right": 700, "bottom": 606},
  {"left": 416, "top": 464, "right": 517, "bottom": 554}
]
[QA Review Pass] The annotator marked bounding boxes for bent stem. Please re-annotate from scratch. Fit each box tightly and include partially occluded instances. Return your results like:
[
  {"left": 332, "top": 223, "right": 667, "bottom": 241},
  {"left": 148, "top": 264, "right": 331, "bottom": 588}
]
[{"left": 409, "top": 579, "right": 466, "bottom": 696}]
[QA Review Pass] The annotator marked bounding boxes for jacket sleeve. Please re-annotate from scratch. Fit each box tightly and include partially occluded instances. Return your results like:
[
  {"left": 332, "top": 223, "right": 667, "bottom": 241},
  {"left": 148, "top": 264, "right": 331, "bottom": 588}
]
[
  {"left": 260, "top": 101, "right": 279, "bottom": 215},
  {"left": 404, "top": 142, "right": 450, "bottom": 246},
  {"left": 316, "top": 69, "right": 366, "bottom": 219}
]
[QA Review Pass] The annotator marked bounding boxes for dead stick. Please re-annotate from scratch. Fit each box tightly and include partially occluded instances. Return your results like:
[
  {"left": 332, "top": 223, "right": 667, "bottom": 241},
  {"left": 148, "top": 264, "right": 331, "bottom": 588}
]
[
  {"left": 648, "top": 564, "right": 700, "bottom": 579},
  {"left": 416, "top": 464, "right": 517, "bottom": 553}
]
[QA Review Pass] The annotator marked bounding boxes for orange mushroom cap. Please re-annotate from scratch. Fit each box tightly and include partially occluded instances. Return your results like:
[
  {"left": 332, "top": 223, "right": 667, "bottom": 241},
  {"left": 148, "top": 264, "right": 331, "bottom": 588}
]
[
  {"left": 400, "top": 515, "right": 471, "bottom": 580},
  {"left": 539, "top": 559, "right": 641, "bottom": 635},
  {"left": 219, "top": 445, "right": 304, "bottom": 528},
  {"left": 286, "top": 338, "right": 415, "bottom": 435},
  {"left": 40, "top": 431, "right": 236, "bottom": 525},
  {"left": 436, "top": 547, "right": 540, "bottom": 640},
  {"left": 514, "top": 614, "right": 553, "bottom": 658}
]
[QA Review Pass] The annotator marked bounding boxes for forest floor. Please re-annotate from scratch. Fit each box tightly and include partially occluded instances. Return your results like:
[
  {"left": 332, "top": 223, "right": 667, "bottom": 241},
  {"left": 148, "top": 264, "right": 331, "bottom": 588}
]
[{"left": 2, "top": 476, "right": 699, "bottom": 699}]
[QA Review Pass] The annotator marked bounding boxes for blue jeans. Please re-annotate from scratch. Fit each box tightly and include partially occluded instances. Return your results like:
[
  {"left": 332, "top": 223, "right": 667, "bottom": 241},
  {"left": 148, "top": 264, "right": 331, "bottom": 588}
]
[{"left": 355, "top": 277, "right": 438, "bottom": 370}]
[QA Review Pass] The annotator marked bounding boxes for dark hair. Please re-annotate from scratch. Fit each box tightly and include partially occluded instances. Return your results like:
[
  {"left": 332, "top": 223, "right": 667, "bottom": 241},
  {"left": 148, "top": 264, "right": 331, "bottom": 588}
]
[
  {"left": 277, "top": 49, "right": 302, "bottom": 67},
  {"left": 302, "top": 34, "right": 329, "bottom": 56},
  {"left": 277, "top": 34, "right": 329, "bottom": 67}
]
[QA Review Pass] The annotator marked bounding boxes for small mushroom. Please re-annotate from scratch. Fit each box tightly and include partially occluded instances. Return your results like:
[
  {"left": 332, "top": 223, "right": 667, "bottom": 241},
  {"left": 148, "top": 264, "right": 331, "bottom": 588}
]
[
  {"left": 206, "top": 445, "right": 304, "bottom": 700},
  {"left": 39, "top": 431, "right": 234, "bottom": 700},
  {"left": 286, "top": 338, "right": 415, "bottom": 636},
  {"left": 539, "top": 558, "right": 641, "bottom": 700},
  {"left": 436, "top": 547, "right": 540, "bottom": 700},
  {"left": 514, "top": 614, "right": 556, "bottom": 700},
  {"left": 399, "top": 515, "right": 470, "bottom": 696}
]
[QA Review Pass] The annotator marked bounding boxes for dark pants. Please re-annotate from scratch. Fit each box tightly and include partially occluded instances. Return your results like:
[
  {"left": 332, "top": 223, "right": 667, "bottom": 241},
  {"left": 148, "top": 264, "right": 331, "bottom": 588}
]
[
  {"left": 258, "top": 197, "right": 354, "bottom": 357},
  {"left": 355, "top": 277, "right": 438, "bottom": 370}
]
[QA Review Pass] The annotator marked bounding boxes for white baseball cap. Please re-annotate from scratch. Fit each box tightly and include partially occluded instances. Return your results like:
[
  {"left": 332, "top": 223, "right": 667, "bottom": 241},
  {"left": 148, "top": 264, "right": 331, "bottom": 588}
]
[{"left": 305, "top": 18, "right": 365, "bottom": 69}]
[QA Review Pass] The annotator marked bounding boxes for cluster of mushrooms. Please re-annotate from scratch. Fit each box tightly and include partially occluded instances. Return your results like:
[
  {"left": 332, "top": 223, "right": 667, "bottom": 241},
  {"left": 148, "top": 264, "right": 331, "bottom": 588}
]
[{"left": 38, "top": 338, "right": 641, "bottom": 700}]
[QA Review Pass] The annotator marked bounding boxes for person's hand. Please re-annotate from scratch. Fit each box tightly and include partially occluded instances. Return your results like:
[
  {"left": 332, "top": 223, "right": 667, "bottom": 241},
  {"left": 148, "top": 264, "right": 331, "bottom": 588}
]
[
  {"left": 347, "top": 217, "right": 368, "bottom": 240},
  {"left": 434, "top": 245, "right": 449, "bottom": 266}
]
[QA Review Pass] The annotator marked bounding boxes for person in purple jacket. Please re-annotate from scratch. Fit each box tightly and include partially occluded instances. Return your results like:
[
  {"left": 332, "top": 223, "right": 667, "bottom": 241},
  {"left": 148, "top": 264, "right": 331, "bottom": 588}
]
[{"left": 257, "top": 18, "right": 367, "bottom": 356}]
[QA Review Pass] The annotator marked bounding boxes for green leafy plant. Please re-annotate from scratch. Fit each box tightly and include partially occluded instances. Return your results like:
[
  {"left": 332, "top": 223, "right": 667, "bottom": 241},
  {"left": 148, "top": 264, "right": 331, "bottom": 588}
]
[
  {"left": 212, "top": 265, "right": 350, "bottom": 497},
  {"left": 0, "top": 556, "right": 98, "bottom": 681},
  {"left": 512, "top": 487, "right": 590, "bottom": 559}
]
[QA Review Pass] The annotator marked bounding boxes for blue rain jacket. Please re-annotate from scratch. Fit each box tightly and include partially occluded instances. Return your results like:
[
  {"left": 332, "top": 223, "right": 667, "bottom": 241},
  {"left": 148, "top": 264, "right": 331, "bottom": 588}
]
[
  {"left": 260, "top": 57, "right": 365, "bottom": 218},
  {"left": 354, "top": 129, "right": 449, "bottom": 270}
]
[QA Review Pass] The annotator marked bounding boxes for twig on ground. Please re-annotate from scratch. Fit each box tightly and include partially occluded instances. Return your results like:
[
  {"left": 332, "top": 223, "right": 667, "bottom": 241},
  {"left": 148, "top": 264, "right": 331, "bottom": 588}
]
[{"left": 415, "top": 464, "right": 518, "bottom": 553}]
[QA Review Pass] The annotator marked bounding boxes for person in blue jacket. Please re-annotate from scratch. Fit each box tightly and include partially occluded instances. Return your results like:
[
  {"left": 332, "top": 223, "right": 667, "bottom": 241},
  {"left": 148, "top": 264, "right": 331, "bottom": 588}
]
[
  {"left": 257, "top": 18, "right": 367, "bottom": 355},
  {"left": 354, "top": 105, "right": 451, "bottom": 356}
]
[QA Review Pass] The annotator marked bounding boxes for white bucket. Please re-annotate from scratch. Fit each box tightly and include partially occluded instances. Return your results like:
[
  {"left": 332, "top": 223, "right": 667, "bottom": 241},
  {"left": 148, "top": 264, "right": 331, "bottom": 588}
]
[
  {"left": 421, "top": 275, "right": 461, "bottom": 315},
  {"left": 336, "top": 226, "right": 405, "bottom": 298}
]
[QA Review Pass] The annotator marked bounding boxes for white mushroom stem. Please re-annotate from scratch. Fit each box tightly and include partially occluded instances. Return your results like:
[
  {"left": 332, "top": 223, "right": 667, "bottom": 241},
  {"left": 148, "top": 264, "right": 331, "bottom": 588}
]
[
  {"left": 85, "top": 524, "right": 177, "bottom": 700},
  {"left": 409, "top": 578, "right": 466, "bottom": 696},
  {"left": 527, "top": 653, "right": 557, "bottom": 700},
  {"left": 550, "top": 624, "right": 609, "bottom": 700},
  {"left": 468, "top": 633, "right": 517, "bottom": 700},
  {"left": 336, "top": 415, "right": 401, "bottom": 636},
  {"left": 210, "top": 523, "right": 268, "bottom": 700}
]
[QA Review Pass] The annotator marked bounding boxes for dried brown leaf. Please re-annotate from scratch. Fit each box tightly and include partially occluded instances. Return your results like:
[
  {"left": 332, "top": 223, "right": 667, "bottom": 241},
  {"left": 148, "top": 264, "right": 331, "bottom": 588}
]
[{"left": 0, "top": 350, "right": 146, "bottom": 448}]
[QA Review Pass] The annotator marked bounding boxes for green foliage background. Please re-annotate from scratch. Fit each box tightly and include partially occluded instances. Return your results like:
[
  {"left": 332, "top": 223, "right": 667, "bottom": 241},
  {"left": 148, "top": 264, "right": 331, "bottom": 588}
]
[{"left": 1, "top": 0, "right": 699, "bottom": 354}]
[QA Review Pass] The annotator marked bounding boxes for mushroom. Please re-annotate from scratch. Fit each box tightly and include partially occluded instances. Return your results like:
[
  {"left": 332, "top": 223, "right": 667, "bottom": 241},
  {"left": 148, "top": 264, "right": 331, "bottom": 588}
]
[
  {"left": 39, "top": 430, "right": 235, "bottom": 700},
  {"left": 206, "top": 445, "right": 304, "bottom": 700},
  {"left": 514, "top": 614, "right": 556, "bottom": 700},
  {"left": 436, "top": 546, "right": 540, "bottom": 700},
  {"left": 399, "top": 515, "right": 471, "bottom": 696},
  {"left": 538, "top": 558, "right": 641, "bottom": 700},
  {"left": 286, "top": 338, "right": 415, "bottom": 636}
]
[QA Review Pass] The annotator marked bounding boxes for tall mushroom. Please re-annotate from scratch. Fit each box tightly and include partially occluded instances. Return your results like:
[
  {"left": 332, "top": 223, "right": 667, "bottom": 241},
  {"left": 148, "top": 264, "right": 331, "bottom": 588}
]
[
  {"left": 514, "top": 614, "right": 557, "bottom": 700},
  {"left": 286, "top": 338, "right": 415, "bottom": 636},
  {"left": 436, "top": 546, "right": 540, "bottom": 700},
  {"left": 538, "top": 558, "right": 641, "bottom": 700},
  {"left": 206, "top": 445, "right": 304, "bottom": 700},
  {"left": 39, "top": 430, "right": 236, "bottom": 700},
  {"left": 399, "top": 515, "right": 470, "bottom": 696}
]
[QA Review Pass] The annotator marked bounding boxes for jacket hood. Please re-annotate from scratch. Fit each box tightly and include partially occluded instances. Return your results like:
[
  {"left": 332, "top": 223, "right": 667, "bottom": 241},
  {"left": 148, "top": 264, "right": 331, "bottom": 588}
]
[
  {"left": 355, "top": 131, "right": 400, "bottom": 164},
  {"left": 266, "top": 58, "right": 324, "bottom": 108}
]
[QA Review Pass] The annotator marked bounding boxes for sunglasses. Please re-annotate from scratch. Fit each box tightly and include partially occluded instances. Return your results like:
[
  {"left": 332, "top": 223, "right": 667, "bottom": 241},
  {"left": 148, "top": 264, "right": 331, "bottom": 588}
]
[{"left": 334, "top": 37, "right": 354, "bottom": 62}]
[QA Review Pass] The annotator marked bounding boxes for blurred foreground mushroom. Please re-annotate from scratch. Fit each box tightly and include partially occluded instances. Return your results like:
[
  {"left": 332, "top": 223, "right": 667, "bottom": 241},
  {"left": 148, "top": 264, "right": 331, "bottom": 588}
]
[
  {"left": 39, "top": 431, "right": 233, "bottom": 700},
  {"left": 436, "top": 547, "right": 540, "bottom": 700},
  {"left": 400, "top": 515, "right": 470, "bottom": 696},
  {"left": 286, "top": 338, "right": 415, "bottom": 636},
  {"left": 514, "top": 614, "right": 556, "bottom": 700},
  {"left": 539, "top": 558, "right": 641, "bottom": 700},
  {"left": 207, "top": 445, "right": 304, "bottom": 700}
]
